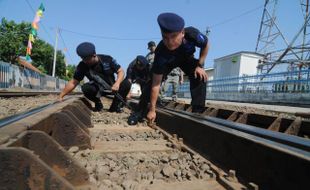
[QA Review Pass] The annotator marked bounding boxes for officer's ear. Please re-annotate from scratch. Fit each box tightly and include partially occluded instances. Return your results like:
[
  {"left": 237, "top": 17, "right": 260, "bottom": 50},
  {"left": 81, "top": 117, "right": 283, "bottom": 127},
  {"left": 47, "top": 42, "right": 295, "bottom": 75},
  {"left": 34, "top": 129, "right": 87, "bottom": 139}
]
[{"left": 181, "top": 29, "right": 185, "bottom": 37}]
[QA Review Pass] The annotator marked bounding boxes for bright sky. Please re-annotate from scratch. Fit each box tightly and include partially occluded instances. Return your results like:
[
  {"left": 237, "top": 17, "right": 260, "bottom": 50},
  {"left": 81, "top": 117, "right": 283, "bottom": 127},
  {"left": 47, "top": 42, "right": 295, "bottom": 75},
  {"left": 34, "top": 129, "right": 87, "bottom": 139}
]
[{"left": 0, "top": 0, "right": 305, "bottom": 71}]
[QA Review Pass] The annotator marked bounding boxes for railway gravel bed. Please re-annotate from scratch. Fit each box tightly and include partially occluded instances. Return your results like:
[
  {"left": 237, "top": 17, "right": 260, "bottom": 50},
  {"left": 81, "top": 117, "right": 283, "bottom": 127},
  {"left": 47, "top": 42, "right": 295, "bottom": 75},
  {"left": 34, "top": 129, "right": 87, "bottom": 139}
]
[
  {"left": 70, "top": 98, "right": 241, "bottom": 190},
  {"left": 0, "top": 94, "right": 59, "bottom": 119}
]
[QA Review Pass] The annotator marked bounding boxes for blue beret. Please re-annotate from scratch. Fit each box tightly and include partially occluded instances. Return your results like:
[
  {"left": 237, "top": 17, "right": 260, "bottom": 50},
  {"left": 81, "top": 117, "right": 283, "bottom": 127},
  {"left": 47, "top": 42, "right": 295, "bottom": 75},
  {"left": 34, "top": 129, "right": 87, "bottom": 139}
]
[
  {"left": 76, "top": 42, "right": 96, "bottom": 58},
  {"left": 148, "top": 41, "right": 156, "bottom": 48},
  {"left": 157, "top": 13, "right": 185, "bottom": 33},
  {"left": 136, "top": 55, "right": 148, "bottom": 67}
]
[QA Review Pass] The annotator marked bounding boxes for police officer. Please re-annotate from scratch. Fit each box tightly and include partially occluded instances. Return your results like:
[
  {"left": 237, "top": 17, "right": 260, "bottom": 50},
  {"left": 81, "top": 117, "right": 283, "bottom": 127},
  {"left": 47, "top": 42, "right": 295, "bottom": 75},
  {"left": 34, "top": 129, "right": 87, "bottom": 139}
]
[
  {"left": 128, "top": 12, "right": 209, "bottom": 125},
  {"left": 125, "top": 55, "right": 151, "bottom": 99},
  {"left": 161, "top": 67, "right": 183, "bottom": 101},
  {"left": 59, "top": 42, "right": 131, "bottom": 112},
  {"left": 146, "top": 41, "right": 156, "bottom": 66}
]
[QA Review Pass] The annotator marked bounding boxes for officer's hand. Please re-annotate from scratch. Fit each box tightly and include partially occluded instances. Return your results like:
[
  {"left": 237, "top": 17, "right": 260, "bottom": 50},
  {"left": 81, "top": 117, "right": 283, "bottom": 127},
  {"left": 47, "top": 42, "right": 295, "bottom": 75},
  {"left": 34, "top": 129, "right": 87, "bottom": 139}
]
[
  {"left": 147, "top": 110, "right": 156, "bottom": 123},
  {"left": 194, "top": 67, "right": 208, "bottom": 82},
  {"left": 111, "top": 83, "right": 120, "bottom": 92},
  {"left": 179, "top": 80, "right": 184, "bottom": 85},
  {"left": 58, "top": 95, "right": 64, "bottom": 102},
  {"left": 126, "top": 93, "right": 132, "bottom": 100}
]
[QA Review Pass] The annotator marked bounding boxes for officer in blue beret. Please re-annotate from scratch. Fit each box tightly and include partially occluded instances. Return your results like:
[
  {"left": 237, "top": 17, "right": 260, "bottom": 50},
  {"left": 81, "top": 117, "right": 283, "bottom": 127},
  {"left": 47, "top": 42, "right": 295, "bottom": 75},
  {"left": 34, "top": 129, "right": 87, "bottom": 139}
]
[
  {"left": 59, "top": 42, "right": 131, "bottom": 112},
  {"left": 124, "top": 55, "right": 151, "bottom": 100},
  {"left": 128, "top": 12, "right": 209, "bottom": 125}
]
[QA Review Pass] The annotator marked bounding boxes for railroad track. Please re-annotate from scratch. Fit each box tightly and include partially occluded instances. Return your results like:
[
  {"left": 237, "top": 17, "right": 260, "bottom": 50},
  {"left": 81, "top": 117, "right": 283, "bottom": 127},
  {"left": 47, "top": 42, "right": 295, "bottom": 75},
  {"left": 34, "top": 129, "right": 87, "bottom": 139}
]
[
  {"left": 0, "top": 96, "right": 309, "bottom": 190},
  {"left": 0, "top": 90, "right": 82, "bottom": 97}
]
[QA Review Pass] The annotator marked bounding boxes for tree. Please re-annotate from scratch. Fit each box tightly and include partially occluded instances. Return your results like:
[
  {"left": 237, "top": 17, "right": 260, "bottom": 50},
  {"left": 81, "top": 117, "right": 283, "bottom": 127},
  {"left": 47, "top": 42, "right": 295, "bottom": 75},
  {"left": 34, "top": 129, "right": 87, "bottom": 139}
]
[
  {"left": 0, "top": 18, "right": 30, "bottom": 64},
  {"left": 64, "top": 64, "right": 76, "bottom": 81},
  {"left": 0, "top": 18, "right": 68, "bottom": 80},
  {"left": 31, "top": 39, "right": 67, "bottom": 79},
  {"left": 31, "top": 39, "right": 53, "bottom": 74},
  {"left": 55, "top": 50, "right": 67, "bottom": 79}
]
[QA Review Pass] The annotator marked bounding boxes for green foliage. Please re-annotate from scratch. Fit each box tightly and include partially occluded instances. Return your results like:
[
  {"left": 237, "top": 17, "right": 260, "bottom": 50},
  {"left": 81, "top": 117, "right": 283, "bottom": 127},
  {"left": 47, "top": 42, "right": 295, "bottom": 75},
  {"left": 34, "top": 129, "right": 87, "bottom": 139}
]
[
  {"left": 31, "top": 40, "right": 67, "bottom": 79},
  {"left": 56, "top": 50, "right": 67, "bottom": 79},
  {"left": 0, "top": 18, "right": 30, "bottom": 64},
  {"left": 64, "top": 64, "right": 76, "bottom": 81},
  {"left": 37, "top": 65, "right": 47, "bottom": 73},
  {"left": 0, "top": 18, "right": 69, "bottom": 80},
  {"left": 31, "top": 39, "right": 53, "bottom": 74}
]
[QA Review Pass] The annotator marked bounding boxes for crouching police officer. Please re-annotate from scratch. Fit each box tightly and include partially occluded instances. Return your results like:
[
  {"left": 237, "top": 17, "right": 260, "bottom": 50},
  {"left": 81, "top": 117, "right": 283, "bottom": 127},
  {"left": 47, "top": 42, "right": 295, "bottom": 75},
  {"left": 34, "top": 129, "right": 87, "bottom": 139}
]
[
  {"left": 125, "top": 55, "right": 151, "bottom": 100},
  {"left": 59, "top": 42, "right": 131, "bottom": 112},
  {"left": 128, "top": 12, "right": 209, "bottom": 125}
]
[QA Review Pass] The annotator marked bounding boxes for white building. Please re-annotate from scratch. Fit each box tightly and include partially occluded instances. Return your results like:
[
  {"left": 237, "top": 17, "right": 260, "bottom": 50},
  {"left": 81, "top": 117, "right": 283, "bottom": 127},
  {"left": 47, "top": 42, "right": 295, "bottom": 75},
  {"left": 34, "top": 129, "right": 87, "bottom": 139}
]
[{"left": 214, "top": 51, "right": 264, "bottom": 79}]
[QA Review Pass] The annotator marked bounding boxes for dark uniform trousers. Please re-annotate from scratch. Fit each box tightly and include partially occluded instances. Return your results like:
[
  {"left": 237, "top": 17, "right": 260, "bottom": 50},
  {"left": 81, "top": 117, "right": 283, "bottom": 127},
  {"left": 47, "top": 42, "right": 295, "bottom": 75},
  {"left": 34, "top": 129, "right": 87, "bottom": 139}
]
[
  {"left": 137, "top": 56, "right": 206, "bottom": 115},
  {"left": 81, "top": 79, "right": 131, "bottom": 109}
]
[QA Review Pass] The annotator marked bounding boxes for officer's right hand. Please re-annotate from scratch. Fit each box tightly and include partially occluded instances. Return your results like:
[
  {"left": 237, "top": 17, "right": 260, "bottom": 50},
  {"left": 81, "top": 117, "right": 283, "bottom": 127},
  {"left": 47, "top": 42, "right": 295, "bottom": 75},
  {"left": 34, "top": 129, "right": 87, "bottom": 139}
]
[
  {"left": 111, "top": 83, "right": 120, "bottom": 92},
  {"left": 147, "top": 110, "right": 156, "bottom": 124}
]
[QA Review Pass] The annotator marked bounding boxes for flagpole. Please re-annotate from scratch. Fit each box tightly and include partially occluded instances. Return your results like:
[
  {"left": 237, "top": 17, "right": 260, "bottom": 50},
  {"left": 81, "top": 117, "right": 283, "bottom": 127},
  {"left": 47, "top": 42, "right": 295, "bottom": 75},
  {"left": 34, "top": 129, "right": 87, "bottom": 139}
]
[{"left": 52, "top": 27, "right": 59, "bottom": 77}]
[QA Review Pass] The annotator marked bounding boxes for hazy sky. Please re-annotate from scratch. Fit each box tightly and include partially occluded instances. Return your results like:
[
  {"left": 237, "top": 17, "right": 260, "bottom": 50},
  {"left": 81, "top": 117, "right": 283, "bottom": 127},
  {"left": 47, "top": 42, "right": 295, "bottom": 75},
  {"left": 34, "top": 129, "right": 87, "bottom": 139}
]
[{"left": 0, "top": 0, "right": 305, "bottom": 70}]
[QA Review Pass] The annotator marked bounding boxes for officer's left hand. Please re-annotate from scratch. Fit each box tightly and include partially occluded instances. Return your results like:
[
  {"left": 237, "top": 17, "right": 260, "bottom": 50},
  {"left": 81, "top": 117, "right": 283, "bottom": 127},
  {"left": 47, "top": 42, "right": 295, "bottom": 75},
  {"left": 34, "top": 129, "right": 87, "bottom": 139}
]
[
  {"left": 194, "top": 67, "right": 208, "bottom": 82},
  {"left": 111, "top": 83, "right": 120, "bottom": 92}
]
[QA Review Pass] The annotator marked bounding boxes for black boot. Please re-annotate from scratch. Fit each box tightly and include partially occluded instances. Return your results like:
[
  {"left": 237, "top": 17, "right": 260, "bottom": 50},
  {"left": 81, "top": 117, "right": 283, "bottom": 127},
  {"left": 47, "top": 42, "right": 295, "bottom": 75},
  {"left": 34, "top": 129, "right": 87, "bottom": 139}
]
[
  {"left": 127, "top": 111, "right": 143, "bottom": 125},
  {"left": 192, "top": 105, "right": 205, "bottom": 113},
  {"left": 94, "top": 101, "right": 103, "bottom": 112},
  {"left": 109, "top": 100, "right": 123, "bottom": 113}
]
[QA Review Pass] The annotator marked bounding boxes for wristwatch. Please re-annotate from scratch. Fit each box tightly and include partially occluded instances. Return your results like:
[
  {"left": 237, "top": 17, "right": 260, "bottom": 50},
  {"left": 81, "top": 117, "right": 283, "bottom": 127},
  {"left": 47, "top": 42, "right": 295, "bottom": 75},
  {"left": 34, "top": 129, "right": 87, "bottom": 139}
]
[{"left": 197, "top": 63, "right": 204, "bottom": 68}]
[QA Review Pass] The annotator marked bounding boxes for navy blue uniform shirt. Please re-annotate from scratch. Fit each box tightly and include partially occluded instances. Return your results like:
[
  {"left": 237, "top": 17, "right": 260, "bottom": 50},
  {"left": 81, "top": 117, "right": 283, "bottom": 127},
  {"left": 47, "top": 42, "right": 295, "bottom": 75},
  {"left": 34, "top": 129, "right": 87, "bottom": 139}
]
[
  {"left": 126, "top": 60, "right": 151, "bottom": 83},
  {"left": 73, "top": 54, "right": 121, "bottom": 86},
  {"left": 152, "top": 27, "right": 208, "bottom": 76}
]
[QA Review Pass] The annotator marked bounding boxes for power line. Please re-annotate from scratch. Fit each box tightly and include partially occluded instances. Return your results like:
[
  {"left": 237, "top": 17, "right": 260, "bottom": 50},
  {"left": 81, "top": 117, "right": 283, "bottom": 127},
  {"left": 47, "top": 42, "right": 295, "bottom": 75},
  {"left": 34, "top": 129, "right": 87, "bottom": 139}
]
[
  {"left": 58, "top": 29, "right": 74, "bottom": 64},
  {"left": 24, "top": 0, "right": 53, "bottom": 43},
  {"left": 60, "top": 28, "right": 159, "bottom": 41},
  {"left": 208, "top": 3, "right": 265, "bottom": 29}
]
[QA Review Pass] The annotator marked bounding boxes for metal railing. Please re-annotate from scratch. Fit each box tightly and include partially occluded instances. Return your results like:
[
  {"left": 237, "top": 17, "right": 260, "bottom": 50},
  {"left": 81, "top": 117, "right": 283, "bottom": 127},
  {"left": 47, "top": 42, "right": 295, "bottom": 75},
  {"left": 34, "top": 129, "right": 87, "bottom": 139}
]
[
  {"left": 207, "top": 70, "right": 310, "bottom": 93},
  {"left": 173, "top": 70, "right": 310, "bottom": 105},
  {"left": 0, "top": 61, "right": 73, "bottom": 91}
]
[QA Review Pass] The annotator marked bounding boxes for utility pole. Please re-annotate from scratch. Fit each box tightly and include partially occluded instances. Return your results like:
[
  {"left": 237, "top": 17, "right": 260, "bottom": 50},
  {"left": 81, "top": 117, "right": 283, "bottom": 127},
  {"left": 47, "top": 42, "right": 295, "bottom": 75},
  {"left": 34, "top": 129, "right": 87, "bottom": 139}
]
[{"left": 52, "top": 27, "right": 59, "bottom": 77}]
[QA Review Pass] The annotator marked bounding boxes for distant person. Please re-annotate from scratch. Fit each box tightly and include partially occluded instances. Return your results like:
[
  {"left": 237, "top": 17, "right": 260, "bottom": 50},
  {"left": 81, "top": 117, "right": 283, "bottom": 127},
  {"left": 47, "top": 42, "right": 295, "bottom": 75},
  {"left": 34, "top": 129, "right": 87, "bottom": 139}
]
[
  {"left": 128, "top": 12, "right": 209, "bottom": 125},
  {"left": 125, "top": 55, "right": 151, "bottom": 99},
  {"left": 59, "top": 42, "right": 131, "bottom": 112},
  {"left": 161, "top": 67, "right": 183, "bottom": 101},
  {"left": 145, "top": 41, "right": 156, "bottom": 67}
]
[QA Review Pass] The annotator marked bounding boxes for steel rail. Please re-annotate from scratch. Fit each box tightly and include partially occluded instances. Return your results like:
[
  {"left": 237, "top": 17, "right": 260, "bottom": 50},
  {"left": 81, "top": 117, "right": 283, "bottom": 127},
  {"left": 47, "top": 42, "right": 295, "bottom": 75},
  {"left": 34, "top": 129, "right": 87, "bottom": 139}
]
[
  {"left": 0, "top": 97, "right": 73, "bottom": 128},
  {"left": 160, "top": 107, "right": 310, "bottom": 155},
  {"left": 0, "top": 91, "right": 82, "bottom": 97}
]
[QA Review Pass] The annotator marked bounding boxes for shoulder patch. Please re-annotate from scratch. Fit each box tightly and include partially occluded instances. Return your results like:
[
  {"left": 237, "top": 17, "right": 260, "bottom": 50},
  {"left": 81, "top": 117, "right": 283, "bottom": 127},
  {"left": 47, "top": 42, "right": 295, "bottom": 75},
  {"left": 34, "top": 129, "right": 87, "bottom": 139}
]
[{"left": 197, "top": 33, "right": 206, "bottom": 43}]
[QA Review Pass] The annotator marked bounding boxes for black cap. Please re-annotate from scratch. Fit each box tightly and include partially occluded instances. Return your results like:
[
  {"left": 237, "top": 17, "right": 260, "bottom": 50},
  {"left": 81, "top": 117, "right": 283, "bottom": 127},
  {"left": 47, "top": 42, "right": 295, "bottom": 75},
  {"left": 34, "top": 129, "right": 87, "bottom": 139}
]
[
  {"left": 148, "top": 41, "right": 156, "bottom": 48},
  {"left": 157, "top": 12, "right": 185, "bottom": 33},
  {"left": 76, "top": 42, "right": 96, "bottom": 58},
  {"left": 136, "top": 55, "right": 148, "bottom": 67}
]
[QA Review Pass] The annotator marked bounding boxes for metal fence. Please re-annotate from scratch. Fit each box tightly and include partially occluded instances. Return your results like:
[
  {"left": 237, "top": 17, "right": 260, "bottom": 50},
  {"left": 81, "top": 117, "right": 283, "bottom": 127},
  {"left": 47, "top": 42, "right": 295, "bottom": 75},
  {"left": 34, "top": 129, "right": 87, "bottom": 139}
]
[
  {"left": 173, "top": 70, "right": 310, "bottom": 105},
  {"left": 0, "top": 61, "right": 71, "bottom": 91}
]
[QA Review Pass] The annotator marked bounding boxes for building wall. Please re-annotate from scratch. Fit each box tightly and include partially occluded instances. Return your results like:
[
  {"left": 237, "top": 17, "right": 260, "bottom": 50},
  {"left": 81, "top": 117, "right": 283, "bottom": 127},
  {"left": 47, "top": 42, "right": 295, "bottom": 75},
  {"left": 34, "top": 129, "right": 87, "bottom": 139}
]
[
  {"left": 239, "top": 53, "right": 262, "bottom": 76},
  {"left": 214, "top": 51, "right": 264, "bottom": 79},
  {"left": 214, "top": 55, "right": 240, "bottom": 79}
]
